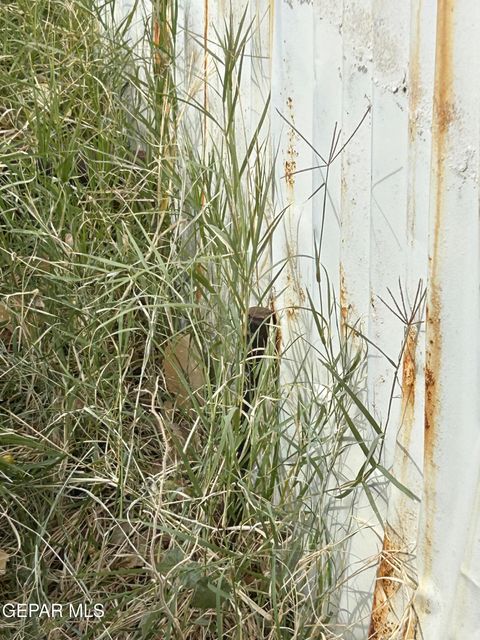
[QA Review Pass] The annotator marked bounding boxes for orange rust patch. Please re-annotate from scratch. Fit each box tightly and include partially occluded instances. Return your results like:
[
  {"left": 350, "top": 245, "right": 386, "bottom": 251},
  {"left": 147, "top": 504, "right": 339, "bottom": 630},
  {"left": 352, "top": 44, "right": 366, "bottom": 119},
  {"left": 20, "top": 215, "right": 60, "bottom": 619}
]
[
  {"left": 434, "top": 1, "right": 455, "bottom": 124},
  {"left": 368, "top": 528, "right": 402, "bottom": 639},
  {"left": 403, "top": 611, "right": 419, "bottom": 640},
  {"left": 425, "top": 0, "right": 455, "bottom": 449},
  {"left": 421, "top": 0, "right": 455, "bottom": 579},
  {"left": 431, "top": 0, "right": 455, "bottom": 260},
  {"left": 435, "top": 99, "right": 456, "bottom": 133},
  {"left": 424, "top": 280, "right": 442, "bottom": 450},
  {"left": 402, "top": 326, "right": 417, "bottom": 413},
  {"left": 423, "top": 364, "right": 435, "bottom": 434},
  {"left": 369, "top": 527, "right": 418, "bottom": 639},
  {"left": 399, "top": 325, "right": 418, "bottom": 469}
]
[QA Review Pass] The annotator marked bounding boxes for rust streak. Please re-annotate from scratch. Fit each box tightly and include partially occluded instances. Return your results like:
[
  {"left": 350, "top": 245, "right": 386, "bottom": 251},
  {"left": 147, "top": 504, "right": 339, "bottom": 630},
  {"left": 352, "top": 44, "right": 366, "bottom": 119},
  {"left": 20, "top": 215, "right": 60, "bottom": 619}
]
[
  {"left": 406, "top": 1, "right": 423, "bottom": 242},
  {"left": 369, "top": 329, "right": 419, "bottom": 638},
  {"left": 369, "top": 525, "right": 419, "bottom": 639},
  {"left": 400, "top": 326, "right": 418, "bottom": 461},
  {"left": 368, "top": 527, "right": 402, "bottom": 639},
  {"left": 423, "top": 0, "right": 455, "bottom": 573},
  {"left": 403, "top": 613, "right": 419, "bottom": 640},
  {"left": 408, "top": 1, "right": 422, "bottom": 144}
]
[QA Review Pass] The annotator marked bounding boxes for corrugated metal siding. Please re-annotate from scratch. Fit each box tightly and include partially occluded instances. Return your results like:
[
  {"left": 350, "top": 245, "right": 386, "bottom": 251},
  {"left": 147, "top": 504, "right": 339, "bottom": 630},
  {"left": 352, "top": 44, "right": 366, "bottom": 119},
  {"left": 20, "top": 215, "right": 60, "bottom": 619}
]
[{"left": 106, "top": 1, "right": 480, "bottom": 637}]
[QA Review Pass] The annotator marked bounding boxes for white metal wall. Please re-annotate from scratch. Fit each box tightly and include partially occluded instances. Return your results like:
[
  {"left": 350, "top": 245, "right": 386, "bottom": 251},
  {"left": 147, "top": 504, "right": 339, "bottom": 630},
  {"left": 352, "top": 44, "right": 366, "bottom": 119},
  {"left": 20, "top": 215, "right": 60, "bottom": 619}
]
[{"left": 109, "top": 1, "right": 480, "bottom": 638}]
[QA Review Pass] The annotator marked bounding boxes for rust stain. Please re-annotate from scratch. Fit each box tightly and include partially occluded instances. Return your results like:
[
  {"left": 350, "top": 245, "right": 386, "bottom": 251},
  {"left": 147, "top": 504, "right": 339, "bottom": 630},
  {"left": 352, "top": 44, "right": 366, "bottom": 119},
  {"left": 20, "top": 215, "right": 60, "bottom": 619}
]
[
  {"left": 425, "top": 0, "right": 454, "bottom": 471},
  {"left": 432, "top": 0, "right": 456, "bottom": 137},
  {"left": 408, "top": 1, "right": 422, "bottom": 144},
  {"left": 368, "top": 328, "right": 420, "bottom": 639},
  {"left": 406, "top": 1, "right": 422, "bottom": 241},
  {"left": 369, "top": 526, "right": 419, "bottom": 639},
  {"left": 402, "top": 328, "right": 417, "bottom": 406},
  {"left": 399, "top": 325, "right": 418, "bottom": 462},
  {"left": 403, "top": 611, "right": 419, "bottom": 640},
  {"left": 423, "top": 365, "right": 435, "bottom": 435},
  {"left": 422, "top": 0, "right": 455, "bottom": 576},
  {"left": 368, "top": 527, "right": 402, "bottom": 639}
]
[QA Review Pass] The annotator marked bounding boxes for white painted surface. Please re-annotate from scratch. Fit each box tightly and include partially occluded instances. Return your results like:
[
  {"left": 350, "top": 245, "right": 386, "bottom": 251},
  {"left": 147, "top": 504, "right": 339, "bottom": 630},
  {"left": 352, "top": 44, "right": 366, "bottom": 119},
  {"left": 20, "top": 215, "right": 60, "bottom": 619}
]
[{"left": 102, "top": 1, "right": 480, "bottom": 637}]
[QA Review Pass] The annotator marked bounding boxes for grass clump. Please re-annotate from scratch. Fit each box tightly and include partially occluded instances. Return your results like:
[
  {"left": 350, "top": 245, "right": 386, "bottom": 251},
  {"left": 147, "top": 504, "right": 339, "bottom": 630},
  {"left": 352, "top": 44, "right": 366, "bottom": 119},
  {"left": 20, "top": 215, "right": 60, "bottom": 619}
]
[{"left": 0, "top": 2, "right": 409, "bottom": 639}]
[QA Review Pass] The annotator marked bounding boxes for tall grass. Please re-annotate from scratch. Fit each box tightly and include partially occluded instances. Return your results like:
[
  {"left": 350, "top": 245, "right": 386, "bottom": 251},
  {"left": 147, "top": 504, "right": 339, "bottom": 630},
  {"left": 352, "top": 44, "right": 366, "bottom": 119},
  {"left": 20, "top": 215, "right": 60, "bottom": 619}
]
[{"left": 0, "top": 2, "right": 416, "bottom": 638}]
